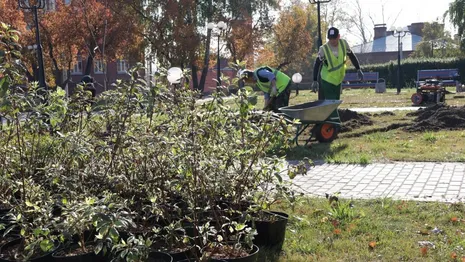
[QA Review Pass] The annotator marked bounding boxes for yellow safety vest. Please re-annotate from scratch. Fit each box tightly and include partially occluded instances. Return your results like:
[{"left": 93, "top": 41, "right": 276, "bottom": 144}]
[
  {"left": 253, "top": 67, "right": 291, "bottom": 94},
  {"left": 321, "top": 40, "right": 348, "bottom": 85}
]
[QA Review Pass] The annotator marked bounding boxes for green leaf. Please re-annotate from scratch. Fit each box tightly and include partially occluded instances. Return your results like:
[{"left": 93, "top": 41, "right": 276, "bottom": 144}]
[
  {"left": 109, "top": 227, "right": 119, "bottom": 241},
  {"left": 235, "top": 223, "right": 246, "bottom": 231},
  {"left": 40, "top": 240, "right": 54, "bottom": 252},
  {"left": 94, "top": 242, "right": 103, "bottom": 254}
]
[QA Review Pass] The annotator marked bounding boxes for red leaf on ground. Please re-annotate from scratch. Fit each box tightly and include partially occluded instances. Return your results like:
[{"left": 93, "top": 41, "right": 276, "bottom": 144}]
[
  {"left": 451, "top": 217, "right": 459, "bottom": 222},
  {"left": 421, "top": 247, "right": 428, "bottom": 256},
  {"left": 451, "top": 252, "right": 457, "bottom": 259},
  {"left": 333, "top": 229, "right": 341, "bottom": 235}
]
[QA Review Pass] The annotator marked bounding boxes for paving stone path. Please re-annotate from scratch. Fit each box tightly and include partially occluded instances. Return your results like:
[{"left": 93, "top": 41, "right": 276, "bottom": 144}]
[{"left": 290, "top": 162, "right": 465, "bottom": 202}]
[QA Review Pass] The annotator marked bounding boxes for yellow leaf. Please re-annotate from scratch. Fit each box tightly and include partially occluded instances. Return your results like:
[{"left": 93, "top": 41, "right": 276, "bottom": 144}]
[{"left": 369, "top": 241, "right": 376, "bottom": 249}]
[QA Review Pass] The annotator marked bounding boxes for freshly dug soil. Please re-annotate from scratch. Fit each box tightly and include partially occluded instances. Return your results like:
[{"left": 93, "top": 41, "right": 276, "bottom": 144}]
[
  {"left": 338, "top": 109, "right": 373, "bottom": 133},
  {"left": 405, "top": 104, "right": 465, "bottom": 132},
  {"left": 373, "top": 111, "right": 395, "bottom": 117}
]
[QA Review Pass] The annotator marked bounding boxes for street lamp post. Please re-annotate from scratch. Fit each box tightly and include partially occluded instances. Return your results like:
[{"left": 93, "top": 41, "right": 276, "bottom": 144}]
[
  {"left": 292, "top": 73, "right": 303, "bottom": 96},
  {"left": 19, "top": 0, "right": 47, "bottom": 90},
  {"left": 309, "top": 0, "right": 331, "bottom": 48},
  {"left": 309, "top": 0, "right": 331, "bottom": 100},
  {"left": 393, "top": 27, "right": 407, "bottom": 95},
  {"left": 207, "top": 21, "right": 227, "bottom": 88}
]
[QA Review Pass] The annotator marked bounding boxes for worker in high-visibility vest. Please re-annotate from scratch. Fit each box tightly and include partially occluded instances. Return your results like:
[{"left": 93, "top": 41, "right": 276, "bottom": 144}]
[
  {"left": 240, "top": 67, "right": 292, "bottom": 112},
  {"left": 312, "top": 27, "right": 364, "bottom": 123}
]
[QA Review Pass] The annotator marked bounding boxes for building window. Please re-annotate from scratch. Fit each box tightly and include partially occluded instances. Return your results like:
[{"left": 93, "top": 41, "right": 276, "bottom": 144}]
[
  {"left": 44, "top": 0, "right": 56, "bottom": 11},
  {"left": 71, "top": 56, "right": 82, "bottom": 75},
  {"left": 117, "top": 59, "right": 129, "bottom": 73},
  {"left": 94, "top": 59, "right": 106, "bottom": 74}
]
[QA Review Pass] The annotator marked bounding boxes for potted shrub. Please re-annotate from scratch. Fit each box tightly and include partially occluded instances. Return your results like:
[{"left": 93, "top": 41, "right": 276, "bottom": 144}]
[{"left": 52, "top": 198, "right": 103, "bottom": 262}]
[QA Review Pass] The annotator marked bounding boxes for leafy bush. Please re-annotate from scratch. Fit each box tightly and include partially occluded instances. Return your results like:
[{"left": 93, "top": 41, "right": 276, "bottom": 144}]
[{"left": 0, "top": 23, "right": 309, "bottom": 261}]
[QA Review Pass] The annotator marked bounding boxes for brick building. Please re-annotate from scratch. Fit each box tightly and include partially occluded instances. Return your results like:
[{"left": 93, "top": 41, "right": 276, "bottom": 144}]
[
  {"left": 64, "top": 56, "right": 133, "bottom": 96},
  {"left": 351, "top": 23, "right": 424, "bottom": 64}
]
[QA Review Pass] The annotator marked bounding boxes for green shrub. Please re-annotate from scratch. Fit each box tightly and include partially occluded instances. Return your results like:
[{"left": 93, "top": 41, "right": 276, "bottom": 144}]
[{"left": 348, "top": 57, "right": 465, "bottom": 88}]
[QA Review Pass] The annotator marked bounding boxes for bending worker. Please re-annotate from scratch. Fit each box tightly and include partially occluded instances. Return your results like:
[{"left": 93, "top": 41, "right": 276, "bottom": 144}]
[
  {"left": 312, "top": 27, "right": 364, "bottom": 123},
  {"left": 241, "top": 66, "right": 292, "bottom": 112}
]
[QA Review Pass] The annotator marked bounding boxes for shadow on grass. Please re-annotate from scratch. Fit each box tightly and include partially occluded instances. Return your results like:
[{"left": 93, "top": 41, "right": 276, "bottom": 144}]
[
  {"left": 256, "top": 247, "right": 282, "bottom": 262},
  {"left": 285, "top": 140, "right": 348, "bottom": 162}
]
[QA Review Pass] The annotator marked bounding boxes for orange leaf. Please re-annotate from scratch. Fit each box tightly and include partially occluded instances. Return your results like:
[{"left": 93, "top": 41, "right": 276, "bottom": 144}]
[
  {"left": 421, "top": 247, "right": 428, "bottom": 256},
  {"left": 333, "top": 229, "right": 341, "bottom": 235},
  {"left": 461, "top": 256, "right": 465, "bottom": 262},
  {"left": 451, "top": 217, "right": 458, "bottom": 222},
  {"left": 451, "top": 252, "right": 457, "bottom": 259},
  {"left": 369, "top": 241, "right": 376, "bottom": 249}
]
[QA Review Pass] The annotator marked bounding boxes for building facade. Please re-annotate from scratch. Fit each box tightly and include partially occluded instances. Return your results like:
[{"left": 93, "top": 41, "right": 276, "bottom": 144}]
[{"left": 351, "top": 23, "right": 424, "bottom": 64}]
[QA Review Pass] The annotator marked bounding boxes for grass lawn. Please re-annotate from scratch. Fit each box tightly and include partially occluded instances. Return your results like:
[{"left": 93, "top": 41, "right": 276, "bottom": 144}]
[
  {"left": 263, "top": 197, "right": 465, "bottom": 262},
  {"left": 231, "top": 88, "right": 465, "bottom": 163},
  {"left": 286, "top": 109, "right": 465, "bottom": 163}
]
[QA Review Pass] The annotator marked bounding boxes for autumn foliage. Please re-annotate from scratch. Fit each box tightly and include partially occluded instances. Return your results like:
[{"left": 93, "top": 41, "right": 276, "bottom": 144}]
[
  {"left": 255, "top": 2, "right": 320, "bottom": 72},
  {"left": 1, "top": 0, "right": 142, "bottom": 86}
]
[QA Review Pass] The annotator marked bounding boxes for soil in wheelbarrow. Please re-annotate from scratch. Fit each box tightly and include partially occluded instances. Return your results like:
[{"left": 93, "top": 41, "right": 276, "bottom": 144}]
[
  {"left": 338, "top": 109, "right": 373, "bottom": 133},
  {"left": 404, "top": 103, "right": 465, "bottom": 132}
]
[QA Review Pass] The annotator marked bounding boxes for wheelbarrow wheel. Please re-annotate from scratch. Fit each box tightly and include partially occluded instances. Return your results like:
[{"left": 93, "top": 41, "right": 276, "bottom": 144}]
[{"left": 315, "top": 123, "right": 338, "bottom": 143}]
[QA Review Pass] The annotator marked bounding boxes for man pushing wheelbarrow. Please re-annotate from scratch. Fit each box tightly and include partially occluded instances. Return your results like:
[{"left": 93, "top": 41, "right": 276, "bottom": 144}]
[{"left": 239, "top": 27, "right": 364, "bottom": 145}]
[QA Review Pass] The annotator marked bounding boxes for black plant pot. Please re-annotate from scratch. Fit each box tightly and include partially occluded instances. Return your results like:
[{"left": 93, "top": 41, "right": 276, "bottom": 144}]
[
  {"left": 209, "top": 244, "right": 259, "bottom": 262},
  {"left": 0, "top": 238, "right": 58, "bottom": 262},
  {"left": 0, "top": 235, "right": 21, "bottom": 250},
  {"left": 147, "top": 251, "right": 173, "bottom": 262},
  {"left": 52, "top": 243, "right": 107, "bottom": 262},
  {"left": 156, "top": 245, "right": 197, "bottom": 262},
  {"left": 252, "top": 211, "right": 288, "bottom": 251}
]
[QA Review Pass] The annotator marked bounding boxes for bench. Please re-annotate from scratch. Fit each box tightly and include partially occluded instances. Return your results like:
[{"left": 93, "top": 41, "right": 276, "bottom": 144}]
[
  {"left": 417, "top": 69, "right": 460, "bottom": 88},
  {"left": 342, "top": 72, "right": 380, "bottom": 89}
]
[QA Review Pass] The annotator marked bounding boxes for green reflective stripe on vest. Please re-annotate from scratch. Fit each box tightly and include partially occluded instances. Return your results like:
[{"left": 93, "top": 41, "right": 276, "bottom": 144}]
[
  {"left": 254, "top": 67, "right": 291, "bottom": 94},
  {"left": 321, "top": 40, "right": 348, "bottom": 85}
]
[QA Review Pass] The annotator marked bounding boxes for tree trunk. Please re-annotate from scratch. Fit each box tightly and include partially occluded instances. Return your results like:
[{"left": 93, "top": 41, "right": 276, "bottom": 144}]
[
  {"left": 191, "top": 64, "right": 199, "bottom": 92},
  {"left": 197, "top": 0, "right": 213, "bottom": 93},
  {"left": 84, "top": 50, "right": 95, "bottom": 76}
]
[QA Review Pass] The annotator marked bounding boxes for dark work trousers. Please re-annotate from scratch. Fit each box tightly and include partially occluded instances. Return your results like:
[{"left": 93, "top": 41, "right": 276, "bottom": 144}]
[
  {"left": 271, "top": 81, "right": 292, "bottom": 113},
  {"left": 321, "top": 79, "right": 341, "bottom": 123}
]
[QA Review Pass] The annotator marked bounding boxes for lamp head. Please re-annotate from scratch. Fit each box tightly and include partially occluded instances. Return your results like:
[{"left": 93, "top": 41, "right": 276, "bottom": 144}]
[
  {"left": 292, "top": 73, "right": 302, "bottom": 84},
  {"left": 217, "top": 21, "right": 227, "bottom": 30},
  {"left": 167, "top": 67, "right": 183, "bottom": 84}
]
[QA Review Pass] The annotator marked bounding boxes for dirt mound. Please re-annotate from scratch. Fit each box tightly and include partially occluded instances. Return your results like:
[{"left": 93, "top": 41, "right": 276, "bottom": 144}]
[
  {"left": 338, "top": 109, "right": 373, "bottom": 133},
  {"left": 373, "top": 111, "right": 395, "bottom": 117},
  {"left": 405, "top": 103, "right": 465, "bottom": 132}
]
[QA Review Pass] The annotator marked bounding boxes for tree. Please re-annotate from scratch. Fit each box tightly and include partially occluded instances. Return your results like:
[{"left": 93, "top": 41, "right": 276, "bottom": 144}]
[
  {"left": 126, "top": 0, "right": 279, "bottom": 92},
  {"left": 411, "top": 22, "right": 460, "bottom": 58},
  {"left": 1, "top": 0, "right": 143, "bottom": 87},
  {"left": 0, "top": 0, "right": 27, "bottom": 32},
  {"left": 445, "top": 0, "right": 465, "bottom": 50},
  {"left": 255, "top": 2, "right": 318, "bottom": 74}
]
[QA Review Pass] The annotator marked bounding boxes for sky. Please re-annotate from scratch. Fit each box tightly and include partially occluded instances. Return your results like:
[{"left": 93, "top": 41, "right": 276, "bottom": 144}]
[
  {"left": 341, "top": 0, "right": 455, "bottom": 45},
  {"left": 283, "top": 0, "right": 456, "bottom": 46}
]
